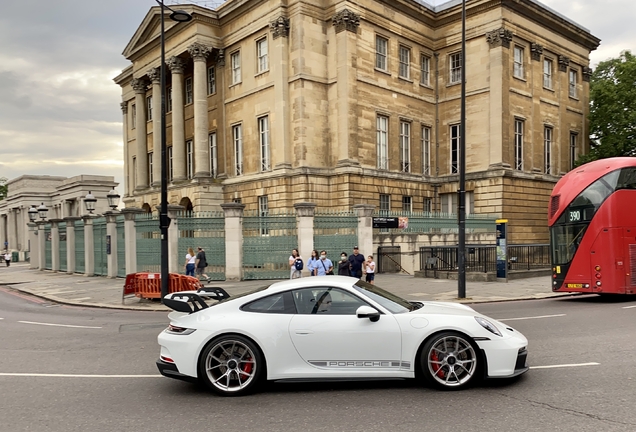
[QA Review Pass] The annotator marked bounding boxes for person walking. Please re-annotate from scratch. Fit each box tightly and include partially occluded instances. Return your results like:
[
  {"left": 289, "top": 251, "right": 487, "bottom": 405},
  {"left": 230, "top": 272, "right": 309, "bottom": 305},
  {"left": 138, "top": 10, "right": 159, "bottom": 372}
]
[
  {"left": 184, "top": 247, "right": 196, "bottom": 277},
  {"left": 348, "top": 246, "right": 365, "bottom": 278},
  {"left": 337, "top": 252, "right": 351, "bottom": 276},
  {"left": 289, "top": 248, "right": 303, "bottom": 279},
  {"left": 195, "top": 247, "right": 211, "bottom": 282},
  {"left": 307, "top": 249, "right": 319, "bottom": 276},
  {"left": 364, "top": 255, "right": 376, "bottom": 284},
  {"left": 315, "top": 250, "right": 333, "bottom": 276},
  {"left": 4, "top": 251, "right": 11, "bottom": 267}
]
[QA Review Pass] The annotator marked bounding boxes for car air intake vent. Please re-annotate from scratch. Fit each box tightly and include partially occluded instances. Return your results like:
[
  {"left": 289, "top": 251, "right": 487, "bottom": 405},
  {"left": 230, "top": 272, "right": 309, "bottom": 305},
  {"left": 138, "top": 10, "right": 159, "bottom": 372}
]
[
  {"left": 549, "top": 195, "right": 560, "bottom": 218},
  {"left": 630, "top": 244, "right": 636, "bottom": 286}
]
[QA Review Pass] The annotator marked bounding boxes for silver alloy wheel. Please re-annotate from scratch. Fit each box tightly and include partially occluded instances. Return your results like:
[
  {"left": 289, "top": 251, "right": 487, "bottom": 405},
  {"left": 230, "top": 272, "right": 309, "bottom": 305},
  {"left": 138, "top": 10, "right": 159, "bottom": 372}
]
[
  {"left": 426, "top": 335, "right": 477, "bottom": 387},
  {"left": 204, "top": 339, "right": 257, "bottom": 393}
]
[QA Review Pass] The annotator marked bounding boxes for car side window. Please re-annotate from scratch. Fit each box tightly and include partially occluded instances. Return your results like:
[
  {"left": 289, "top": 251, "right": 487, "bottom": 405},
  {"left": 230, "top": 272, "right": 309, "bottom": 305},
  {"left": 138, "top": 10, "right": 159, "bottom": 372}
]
[
  {"left": 292, "top": 287, "right": 368, "bottom": 315},
  {"left": 242, "top": 291, "right": 295, "bottom": 314}
]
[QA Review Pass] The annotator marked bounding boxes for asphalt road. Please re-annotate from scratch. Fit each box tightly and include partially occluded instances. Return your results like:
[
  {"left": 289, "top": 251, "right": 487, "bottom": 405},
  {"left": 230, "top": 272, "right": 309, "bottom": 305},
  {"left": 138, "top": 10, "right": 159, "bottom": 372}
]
[{"left": 1, "top": 285, "right": 635, "bottom": 432}]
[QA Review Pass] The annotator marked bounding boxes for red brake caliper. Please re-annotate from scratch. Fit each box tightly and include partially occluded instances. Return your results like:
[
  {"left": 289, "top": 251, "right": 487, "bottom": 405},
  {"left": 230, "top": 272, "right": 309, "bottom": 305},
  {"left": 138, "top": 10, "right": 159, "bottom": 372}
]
[
  {"left": 431, "top": 350, "right": 445, "bottom": 378},
  {"left": 242, "top": 356, "right": 253, "bottom": 375}
]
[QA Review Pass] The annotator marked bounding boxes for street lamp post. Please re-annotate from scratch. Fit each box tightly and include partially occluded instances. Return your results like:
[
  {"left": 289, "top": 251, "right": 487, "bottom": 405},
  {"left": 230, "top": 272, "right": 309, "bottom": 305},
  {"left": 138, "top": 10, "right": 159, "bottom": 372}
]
[
  {"left": 156, "top": 1, "right": 192, "bottom": 301},
  {"left": 458, "top": 0, "right": 467, "bottom": 299}
]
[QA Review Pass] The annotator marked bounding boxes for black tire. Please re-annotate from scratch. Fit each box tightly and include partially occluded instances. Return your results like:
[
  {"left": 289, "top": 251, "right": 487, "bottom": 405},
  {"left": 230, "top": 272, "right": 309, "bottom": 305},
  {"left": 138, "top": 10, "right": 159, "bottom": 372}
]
[
  {"left": 198, "top": 334, "right": 264, "bottom": 396},
  {"left": 419, "top": 331, "right": 480, "bottom": 390}
]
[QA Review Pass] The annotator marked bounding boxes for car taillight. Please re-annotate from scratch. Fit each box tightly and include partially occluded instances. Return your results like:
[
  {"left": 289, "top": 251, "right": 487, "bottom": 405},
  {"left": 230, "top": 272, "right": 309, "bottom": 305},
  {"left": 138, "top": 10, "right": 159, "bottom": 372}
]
[
  {"left": 166, "top": 324, "right": 195, "bottom": 335},
  {"left": 160, "top": 355, "right": 175, "bottom": 363}
]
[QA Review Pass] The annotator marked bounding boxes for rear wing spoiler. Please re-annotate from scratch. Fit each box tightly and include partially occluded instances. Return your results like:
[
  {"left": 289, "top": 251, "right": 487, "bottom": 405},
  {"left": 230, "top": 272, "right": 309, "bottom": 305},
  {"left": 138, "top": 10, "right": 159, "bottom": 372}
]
[{"left": 163, "top": 287, "right": 230, "bottom": 313}]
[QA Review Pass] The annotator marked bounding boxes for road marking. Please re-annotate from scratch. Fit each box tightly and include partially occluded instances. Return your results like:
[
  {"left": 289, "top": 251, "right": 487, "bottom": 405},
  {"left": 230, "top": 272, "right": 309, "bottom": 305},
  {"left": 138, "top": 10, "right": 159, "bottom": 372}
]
[
  {"left": 0, "top": 373, "right": 161, "bottom": 378},
  {"left": 18, "top": 321, "right": 102, "bottom": 329},
  {"left": 622, "top": 305, "right": 636, "bottom": 309},
  {"left": 498, "top": 314, "right": 566, "bottom": 322},
  {"left": 530, "top": 362, "right": 600, "bottom": 370}
]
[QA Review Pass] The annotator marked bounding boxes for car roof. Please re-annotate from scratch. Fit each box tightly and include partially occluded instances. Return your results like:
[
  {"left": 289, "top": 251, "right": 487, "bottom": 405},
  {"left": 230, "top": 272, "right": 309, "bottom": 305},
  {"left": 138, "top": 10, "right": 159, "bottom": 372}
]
[{"left": 264, "top": 276, "right": 360, "bottom": 293}]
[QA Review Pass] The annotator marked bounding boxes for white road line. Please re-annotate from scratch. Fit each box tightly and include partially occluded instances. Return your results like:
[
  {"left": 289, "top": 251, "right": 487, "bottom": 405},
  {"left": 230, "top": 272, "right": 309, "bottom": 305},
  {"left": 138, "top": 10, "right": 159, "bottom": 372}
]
[
  {"left": 530, "top": 362, "right": 600, "bottom": 370},
  {"left": 18, "top": 321, "right": 102, "bottom": 329},
  {"left": 622, "top": 305, "right": 636, "bottom": 309},
  {"left": 498, "top": 314, "right": 566, "bottom": 322},
  {"left": 0, "top": 373, "right": 161, "bottom": 378}
]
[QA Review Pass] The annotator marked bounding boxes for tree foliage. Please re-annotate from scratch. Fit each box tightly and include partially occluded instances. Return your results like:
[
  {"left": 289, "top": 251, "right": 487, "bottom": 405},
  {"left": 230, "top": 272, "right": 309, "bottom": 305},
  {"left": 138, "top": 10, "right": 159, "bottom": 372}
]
[
  {"left": 578, "top": 51, "right": 636, "bottom": 165},
  {"left": 0, "top": 177, "right": 7, "bottom": 201}
]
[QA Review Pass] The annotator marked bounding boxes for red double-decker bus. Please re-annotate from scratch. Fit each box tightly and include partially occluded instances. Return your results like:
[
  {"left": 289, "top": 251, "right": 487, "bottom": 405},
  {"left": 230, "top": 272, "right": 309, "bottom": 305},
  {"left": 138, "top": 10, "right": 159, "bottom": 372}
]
[{"left": 549, "top": 157, "right": 636, "bottom": 295}]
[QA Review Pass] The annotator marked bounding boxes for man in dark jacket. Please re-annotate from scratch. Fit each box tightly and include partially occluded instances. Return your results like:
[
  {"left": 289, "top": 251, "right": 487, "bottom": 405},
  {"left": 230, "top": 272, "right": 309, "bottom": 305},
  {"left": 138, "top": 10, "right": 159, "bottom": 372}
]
[
  {"left": 348, "top": 246, "right": 365, "bottom": 279},
  {"left": 195, "top": 247, "right": 211, "bottom": 282}
]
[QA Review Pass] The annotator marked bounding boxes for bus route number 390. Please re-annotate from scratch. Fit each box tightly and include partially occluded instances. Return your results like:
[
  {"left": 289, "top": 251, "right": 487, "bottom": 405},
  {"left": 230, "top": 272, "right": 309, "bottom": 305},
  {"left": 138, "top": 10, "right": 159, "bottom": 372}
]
[{"left": 568, "top": 210, "right": 581, "bottom": 222}]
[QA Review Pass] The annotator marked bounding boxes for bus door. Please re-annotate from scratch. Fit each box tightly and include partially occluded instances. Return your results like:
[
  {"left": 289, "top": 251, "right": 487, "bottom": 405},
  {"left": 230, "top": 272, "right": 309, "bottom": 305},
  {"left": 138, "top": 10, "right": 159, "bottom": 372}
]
[{"left": 625, "top": 229, "right": 636, "bottom": 294}]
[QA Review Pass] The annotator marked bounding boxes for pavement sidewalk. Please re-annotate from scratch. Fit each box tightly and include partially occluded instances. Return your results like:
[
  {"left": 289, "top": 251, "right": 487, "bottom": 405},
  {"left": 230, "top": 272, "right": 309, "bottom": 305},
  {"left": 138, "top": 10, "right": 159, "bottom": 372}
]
[{"left": 0, "top": 263, "right": 570, "bottom": 311}]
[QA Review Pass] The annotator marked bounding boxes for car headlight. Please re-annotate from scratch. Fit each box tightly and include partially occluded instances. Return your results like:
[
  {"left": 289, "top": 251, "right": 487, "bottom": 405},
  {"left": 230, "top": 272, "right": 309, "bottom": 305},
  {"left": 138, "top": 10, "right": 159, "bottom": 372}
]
[
  {"left": 165, "top": 324, "right": 196, "bottom": 335},
  {"left": 475, "top": 317, "right": 502, "bottom": 337}
]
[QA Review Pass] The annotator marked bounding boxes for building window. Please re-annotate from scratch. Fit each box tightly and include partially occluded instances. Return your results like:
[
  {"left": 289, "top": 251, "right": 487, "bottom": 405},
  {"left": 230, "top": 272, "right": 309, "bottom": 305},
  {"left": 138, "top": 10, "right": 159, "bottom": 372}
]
[
  {"left": 543, "top": 58, "right": 553, "bottom": 89},
  {"left": 186, "top": 140, "right": 194, "bottom": 179},
  {"left": 513, "top": 46, "right": 524, "bottom": 79},
  {"left": 569, "top": 69, "right": 578, "bottom": 98},
  {"left": 399, "top": 120, "right": 411, "bottom": 173},
  {"left": 185, "top": 77, "right": 193, "bottom": 104},
  {"left": 420, "top": 55, "right": 430, "bottom": 86},
  {"left": 132, "top": 156, "right": 137, "bottom": 189},
  {"left": 450, "top": 124, "right": 460, "bottom": 174},
  {"left": 231, "top": 51, "right": 241, "bottom": 85},
  {"left": 402, "top": 196, "right": 412, "bottom": 213},
  {"left": 209, "top": 133, "right": 217, "bottom": 178},
  {"left": 148, "top": 152, "right": 153, "bottom": 184},
  {"left": 131, "top": 104, "right": 136, "bottom": 129},
  {"left": 256, "top": 38, "right": 268, "bottom": 73},
  {"left": 422, "top": 125, "right": 431, "bottom": 175},
  {"left": 379, "top": 194, "right": 391, "bottom": 212},
  {"left": 258, "top": 195, "right": 269, "bottom": 236},
  {"left": 449, "top": 52, "right": 462, "bottom": 84},
  {"left": 258, "top": 115, "right": 270, "bottom": 172},
  {"left": 440, "top": 193, "right": 456, "bottom": 215},
  {"left": 377, "top": 115, "right": 388, "bottom": 170},
  {"left": 207, "top": 66, "right": 216, "bottom": 95},
  {"left": 544, "top": 126, "right": 552, "bottom": 175},
  {"left": 423, "top": 197, "right": 432, "bottom": 213},
  {"left": 167, "top": 146, "right": 173, "bottom": 181},
  {"left": 167, "top": 86, "right": 172, "bottom": 112},
  {"left": 570, "top": 132, "right": 578, "bottom": 170},
  {"left": 146, "top": 95, "right": 153, "bottom": 121},
  {"left": 399, "top": 45, "right": 410, "bottom": 79},
  {"left": 514, "top": 119, "right": 524, "bottom": 171},
  {"left": 375, "top": 36, "right": 388, "bottom": 71},
  {"left": 233, "top": 124, "right": 243, "bottom": 175}
]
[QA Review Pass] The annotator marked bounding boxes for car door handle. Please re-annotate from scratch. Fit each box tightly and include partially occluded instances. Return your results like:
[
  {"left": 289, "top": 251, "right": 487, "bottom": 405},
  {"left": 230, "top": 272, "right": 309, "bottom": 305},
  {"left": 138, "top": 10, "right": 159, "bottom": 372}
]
[{"left": 294, "top": 330, "right": 314, "bottom": 335}]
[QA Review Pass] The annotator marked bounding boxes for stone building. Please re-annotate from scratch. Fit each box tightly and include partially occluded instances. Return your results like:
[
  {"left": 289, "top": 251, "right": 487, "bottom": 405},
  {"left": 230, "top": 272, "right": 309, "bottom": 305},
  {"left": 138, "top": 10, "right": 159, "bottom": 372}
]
[{"left": 114, "top": 0, "right": 600, "bottom": 243}]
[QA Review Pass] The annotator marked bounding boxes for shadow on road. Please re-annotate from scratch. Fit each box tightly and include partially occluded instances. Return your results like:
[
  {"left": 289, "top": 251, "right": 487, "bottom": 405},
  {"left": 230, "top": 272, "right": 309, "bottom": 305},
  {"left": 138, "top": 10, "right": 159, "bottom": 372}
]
[{"left": 556, "top": 294, "right": 636, "bottom": 304}]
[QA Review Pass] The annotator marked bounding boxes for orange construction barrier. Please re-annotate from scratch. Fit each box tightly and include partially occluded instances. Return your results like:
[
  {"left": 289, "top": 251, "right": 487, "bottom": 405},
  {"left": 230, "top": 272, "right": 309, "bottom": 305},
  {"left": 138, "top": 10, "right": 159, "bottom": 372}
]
[{"left": 122, "top": 272, "right": 204, "bottom": 301}]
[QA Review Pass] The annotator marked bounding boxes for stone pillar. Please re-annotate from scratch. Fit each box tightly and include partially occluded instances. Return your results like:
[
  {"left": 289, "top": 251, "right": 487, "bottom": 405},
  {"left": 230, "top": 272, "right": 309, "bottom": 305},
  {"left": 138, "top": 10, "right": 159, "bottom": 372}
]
[
  {"left": 120, "top": 102, "right": 131, "bottom": 197},
  {"left": 7, "top": 209, "right": 17, "bottom": 251},
  {"left": 65, "top": 217, "right": 80, "bottom": 274},
  {"left": 270, "top": 16, "right": 292, "bottom": 169},
  {"left": 168, "top": 205, "right": 186, "bottom": 274},
  {"left": 37, "top": 221, "right": 46, "bottom": 271},
  {"left": 167, "top": 56, "right": 187, "bottom": 183},
  {"left": 16, "top": 207, "right": 25, "bottom": 252},
  {"left": 121, "top": 208, "right": 145, "bottom": 275},
  {"left": 50, "top": 219, "right": 61, "bottom": 272},
  {"left": 332, "top": 9, "right": 361, "bottom": 167},
  {"left": 27, "top": 223, "right": 38, "bottom": 269},
  {"left": 353, "top": 204, "right": 375, "bottom": 258},
  {"left": 148, "top": 67, "right": 162, "bottom": 187},
  {"left": 188, "top": 42, "right": 212, "bottom": 179},
  {"left": 132, "top": 78, "right": 149, "bottom": 190},
  {"left": 83, "top": 215, "right": 95, "bottom": 277},
  {"left": 294, "top": 202, "right": 316, "bottom": 267},
  {"left": 0, "top": 214, "right": 7, "bottom": 251},
  {"left": 105, "top": 212, "right": 118, "bottom": 278},
  {"left": 221, "top": 203, "right": 245, "bottom": 280}
]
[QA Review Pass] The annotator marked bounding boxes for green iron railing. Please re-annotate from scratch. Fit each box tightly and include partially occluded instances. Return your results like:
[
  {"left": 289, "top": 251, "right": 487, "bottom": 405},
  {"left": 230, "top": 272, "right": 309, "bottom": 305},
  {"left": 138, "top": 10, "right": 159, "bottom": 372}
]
[
  {"left": 136, "top": 213, "right": 161, "bottom": 273},
  {"left": 116, "top": 215, "right": 126, "bottom": 278},
  {"left": 75, "top": 220, "right": 85, "bottom": 273},
  {"left": 44, "top": 224, "right": 52, "bottom": 270},
  {"left": 93, "top": 217, "right": 107, "bottom": 276},
  {"left": 59, "top": 222, "right": 67, "bottom": 272},
  {"left": 177, "top": 212, "right": 225, "bottom": 281},
  {"left": 313, "top": 210, "right": 358, "bottom": 259}
]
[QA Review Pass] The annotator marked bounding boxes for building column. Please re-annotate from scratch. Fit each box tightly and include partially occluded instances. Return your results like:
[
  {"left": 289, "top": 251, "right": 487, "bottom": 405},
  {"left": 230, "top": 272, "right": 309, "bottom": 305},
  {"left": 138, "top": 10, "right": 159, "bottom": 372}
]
[
  {"left": 132, "top": 78, "right": 149, "bottom": 190},
  {"left": 7, "top": 209, "right": 17, "bottom": 251},
  {"left": 121, "top": 208, "right": 144, "bottom": 275},
  {"left": 270, "top": 16, "right": 292, "bottom": 169},
  {"left": 221, "top": 203, "right": 245, "bottom": 280},
  {"left": 167, "top": 56, "right": 187, "bottom": 183},
  {"left": 83, "top": 216, "right": 95, "bottom": 277},
  {"left": 50, "top": 219, "right": 61, "bottom": 272},
  {"left": 353, "top": 204, "right": 375, "bottom": 259},
  {"left": 188, "top": 43, "right": 212, "bottom": 179},
  {"left": 0, "top": 214, "right": 7, "bottom": 251},
  {"left": 120, "top": 102, "right": 131, "bottom": 197},
  {"left": 65, "top": 217, "right": 80, "bottom": 274},
  {"left": 148, "top": 67, "right": 162, "bottom": 187},
  {"left": 37, "top": 221, "right": 46, "bottom": 270},
  {"left": 16, "top": 207, "right": 25, "bottom": 253},
  {"left": 168, "top": 205, "right": 185, "bottom": 274},
  {"left": 27, "top": 223, "right": 38, "bottom": 269},
  {"left": 294, "top": 202, "right": 316, "bottom": 270}
]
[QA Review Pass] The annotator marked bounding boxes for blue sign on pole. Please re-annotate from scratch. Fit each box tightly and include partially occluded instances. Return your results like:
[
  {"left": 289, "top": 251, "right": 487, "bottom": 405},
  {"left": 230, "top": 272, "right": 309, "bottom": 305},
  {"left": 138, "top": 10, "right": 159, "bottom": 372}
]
[{"left": 496, "top": 219, "right": 508, "bottom": 279}]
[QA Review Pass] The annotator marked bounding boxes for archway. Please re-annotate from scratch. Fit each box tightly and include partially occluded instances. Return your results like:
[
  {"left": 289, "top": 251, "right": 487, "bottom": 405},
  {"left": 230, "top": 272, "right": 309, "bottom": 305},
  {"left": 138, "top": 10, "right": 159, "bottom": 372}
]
[
  {"left": 141, "top": 203, "right": 152, "bottom": 213},
  {"left": 179, "top": 197, "right": 194, "bottom": 213}
]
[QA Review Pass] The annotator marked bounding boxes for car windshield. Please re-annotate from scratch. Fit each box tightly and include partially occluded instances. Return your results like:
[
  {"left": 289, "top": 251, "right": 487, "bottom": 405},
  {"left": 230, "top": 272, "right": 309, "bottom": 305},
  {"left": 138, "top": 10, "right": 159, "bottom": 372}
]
[{"left": 353, "top": 280, "right": 414, "bottom": 314}]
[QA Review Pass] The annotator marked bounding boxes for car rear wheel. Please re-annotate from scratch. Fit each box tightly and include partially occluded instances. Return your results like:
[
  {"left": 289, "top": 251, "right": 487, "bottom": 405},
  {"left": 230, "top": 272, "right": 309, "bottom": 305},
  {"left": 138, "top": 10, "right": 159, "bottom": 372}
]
[
  {"left": 199, "top": 335, "right": 263, "bottom": 396},
  {"left": 420, "top": 331, "right": 479, "bottom": 390}
]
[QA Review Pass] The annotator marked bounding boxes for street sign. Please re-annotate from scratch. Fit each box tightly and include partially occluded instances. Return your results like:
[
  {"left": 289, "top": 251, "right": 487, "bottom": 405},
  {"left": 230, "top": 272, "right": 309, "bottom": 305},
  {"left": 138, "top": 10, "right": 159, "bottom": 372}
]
[
  {"left": 496, "top": 219, "right": 508, "bottom": 279},
  {"left": 373, "top": 217, "right": 398, "bottom": 229}
]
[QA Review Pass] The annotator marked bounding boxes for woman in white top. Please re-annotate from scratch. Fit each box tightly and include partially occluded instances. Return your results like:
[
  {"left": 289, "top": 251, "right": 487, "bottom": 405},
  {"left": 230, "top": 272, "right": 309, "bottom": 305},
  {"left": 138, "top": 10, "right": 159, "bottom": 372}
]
[
  {"left": 289, "top": 248, "right": 302, "bottom": 279},
  {"left": 184, "top": 247, "right": 196, "bottom": 276},
  {"left": 364, "top": 255, "right": 376, "bottom": 284}
]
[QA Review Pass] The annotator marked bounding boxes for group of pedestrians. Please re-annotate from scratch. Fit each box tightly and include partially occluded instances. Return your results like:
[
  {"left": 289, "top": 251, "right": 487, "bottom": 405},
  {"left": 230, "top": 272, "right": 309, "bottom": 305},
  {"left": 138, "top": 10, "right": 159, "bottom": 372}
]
[
  {"left": 289, "top": 246, "right": 375, "bottom": 283},
  {"left": 183, "top": 246, "right": 211, "bottom": 282}
]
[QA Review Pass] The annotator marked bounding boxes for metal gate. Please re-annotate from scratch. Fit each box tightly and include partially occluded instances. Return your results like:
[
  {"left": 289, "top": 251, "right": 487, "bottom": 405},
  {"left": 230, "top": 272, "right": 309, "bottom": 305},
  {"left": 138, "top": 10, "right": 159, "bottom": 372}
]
[
  {"left": 136, "top": 214, "right": 161, "bottom": 273},
  {"left": 377, "top": 246, "right": 401, "bottom": 273},
  {"left": 242, "top": 210, "right": 297, "bottom": 280},
  {"left": 93, "top": 217, "right": 107, "bottom": 276},
  {"left": 75, "top": 220, "right": 85, "bottom": 274},
  {"left": 44, "top": 224, "right": 52, "bottom": 270},
  {"left": 116, "top": 215, "right": 126, "bottom": 278},
  {"left": 178, "top": 211, "right": 226, "bottom": 280},
  {"left": 313, "top": 210, "right": 358, "bottom": 259},
  {"left": 59, "top": 222, "right": 67, "bottom": 272}
]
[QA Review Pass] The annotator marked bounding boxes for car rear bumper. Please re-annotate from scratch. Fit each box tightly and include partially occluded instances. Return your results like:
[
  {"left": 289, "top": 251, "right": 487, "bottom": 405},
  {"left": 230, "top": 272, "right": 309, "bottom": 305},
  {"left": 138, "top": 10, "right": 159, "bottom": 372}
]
[{"left": 156, "top": 359, "right": 198, "bottom": 384}]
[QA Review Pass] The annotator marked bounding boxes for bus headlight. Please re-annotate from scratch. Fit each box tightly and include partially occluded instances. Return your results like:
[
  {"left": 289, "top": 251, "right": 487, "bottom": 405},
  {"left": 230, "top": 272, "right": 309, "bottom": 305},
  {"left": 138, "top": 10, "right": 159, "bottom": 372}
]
[{"left": 596, "top": 281, "right": 602, "bottom": 287}]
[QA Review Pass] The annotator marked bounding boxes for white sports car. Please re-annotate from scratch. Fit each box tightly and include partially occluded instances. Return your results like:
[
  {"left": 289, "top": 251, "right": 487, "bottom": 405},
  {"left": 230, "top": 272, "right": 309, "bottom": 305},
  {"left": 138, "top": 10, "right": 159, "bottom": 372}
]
[{"left": 157, "top": 276, "right": 528, "bottom": 396}]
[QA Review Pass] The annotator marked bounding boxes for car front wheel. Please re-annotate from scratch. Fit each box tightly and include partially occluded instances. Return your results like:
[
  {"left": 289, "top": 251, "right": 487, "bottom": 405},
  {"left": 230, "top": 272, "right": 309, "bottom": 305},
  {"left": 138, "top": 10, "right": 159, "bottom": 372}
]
[
  {"left": 198, "top": 335, "right": 264, "bottom": 396},
  {"left": 420, "top": 331, "right": 479, "bottom": 390}
]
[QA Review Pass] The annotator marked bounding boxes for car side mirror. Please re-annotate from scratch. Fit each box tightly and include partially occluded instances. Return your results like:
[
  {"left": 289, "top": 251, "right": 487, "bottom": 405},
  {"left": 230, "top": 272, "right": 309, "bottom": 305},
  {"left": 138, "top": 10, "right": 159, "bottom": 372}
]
[{"left": 356, "top": 305, "right": 380, "bottom": 322}]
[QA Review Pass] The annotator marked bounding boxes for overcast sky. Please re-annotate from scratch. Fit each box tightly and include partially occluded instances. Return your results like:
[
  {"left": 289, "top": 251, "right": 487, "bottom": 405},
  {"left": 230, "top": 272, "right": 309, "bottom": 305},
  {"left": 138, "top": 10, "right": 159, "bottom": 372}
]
[{"left": 0, "top": 0, "right": 633, "bottom": 194}]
